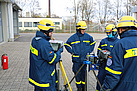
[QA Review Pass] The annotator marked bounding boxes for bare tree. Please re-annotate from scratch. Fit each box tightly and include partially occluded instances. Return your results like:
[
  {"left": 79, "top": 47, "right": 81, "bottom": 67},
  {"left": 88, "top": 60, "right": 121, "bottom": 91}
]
[
  {"left": 132, "top": 0, "right": 137, "bottom": 6},
  {"left": 77, "top": 0, "right": 86, "bottom": 21},
  {"left": 116, "top": 0, "right": 120, "bottom": 20},
  {"left": 77, "top": 0, "right": 95, "bottom": 30},
  {"left": 67, "top": 0, "right": 137, "bottom": 32},
  {"left": 113, "top": 0, "right": 122, "bottom": 20},
  {"left": 103, "top": 0, "right": 109, "bottom": 23},
  {"left": 14, "top": 0, "right": 27, "bottom": 17},
  {"left": 84, "top": 0, "right": 95, "bottom": 30},
  {"left": 15, "top": 0, "right": 40, "bottom": 17},
  {"left": 29, "top": 0, "right": 40, "bottom": 17},
  {"left": 96, "top": 0, "right": 112, "bottom": 24},
  {"left": 124, "top": 0, "right": 137, "bottom": 16},
  {"left": 129, "top": 0, "right": 137, "bottom": 15},
  {"left": 74, "top": 0, "right": 77, "bottom": 25},
  {"left": 42, "top": 12, "right": 48, "bottom": 17}
]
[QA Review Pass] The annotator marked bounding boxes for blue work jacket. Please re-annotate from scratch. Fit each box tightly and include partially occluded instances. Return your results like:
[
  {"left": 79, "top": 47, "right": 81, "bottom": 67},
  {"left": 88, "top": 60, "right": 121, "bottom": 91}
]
[
  {"left": 97, "top": 37, "right": 119, "bottom": 55},
  {"left": 64, "top": 32, "right": 96, "bottom": 62},
  {"left": 103, "top": 30, "right": 137, "bottom": 91},
  {"left": 29, "top": 31, "right": 61, "bottom": 88}
]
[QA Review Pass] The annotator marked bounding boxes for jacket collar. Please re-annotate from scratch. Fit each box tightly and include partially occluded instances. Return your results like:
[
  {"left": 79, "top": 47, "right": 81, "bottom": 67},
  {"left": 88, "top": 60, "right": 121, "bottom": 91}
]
[
  {"left": 76, "top": 31, "right": 84, "bottom": 37},
  {"left": 120, "top": 30, "right": 137, "bottom": 38},
  {"left": 36, "top": 31, "right": 51, "bottom": 41},
  {"left": 107, "top": 37, "right": 118, "bottom": 41}
]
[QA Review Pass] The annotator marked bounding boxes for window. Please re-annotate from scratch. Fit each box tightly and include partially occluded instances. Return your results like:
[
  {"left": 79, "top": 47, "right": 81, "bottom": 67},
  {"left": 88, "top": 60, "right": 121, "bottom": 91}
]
[
  {"left": 33, "top": 22, "right": 39, "bottom": 27},
  {"left": 54, "top": 22, "right": 60, "bottom": 25},
  {"left": 19, "top": 22, "right": 22, "bottom": 27},
  {"left": 24, "top": 22, "right": 32, "bottom": 27}
]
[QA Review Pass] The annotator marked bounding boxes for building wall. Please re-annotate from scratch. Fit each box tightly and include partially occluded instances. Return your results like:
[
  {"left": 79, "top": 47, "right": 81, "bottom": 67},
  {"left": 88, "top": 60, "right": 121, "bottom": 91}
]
[
  {"left": 0, "top": 1, "right": 21, "bottom": 44},
  {"left": 19, "top": 18, "right": 62, "bottom": 30},
  {"left": 1, "top": 2, "right": 9, "bottom": 43},
  {"left": 132, "top": 6, "right": 137, "bottom": 20},
  {"left": 7, "top": 2, "right": 14, "bottom": 42},
  {"left": 0, "top": 2, "right": 3, "bottom": 43},
  {"left": 133, "top": 13, "right": 137, "bottom": 20},
  {"left": 13, "top": 10, "right": 19, "bottom": 35}
]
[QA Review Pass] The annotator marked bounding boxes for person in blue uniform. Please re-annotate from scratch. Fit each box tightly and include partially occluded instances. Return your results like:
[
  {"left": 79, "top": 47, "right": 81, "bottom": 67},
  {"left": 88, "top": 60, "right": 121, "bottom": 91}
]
[
  {"left": 101, "top": 16, "right": 137, "bottom": 91},
  {"left": 64, "top": 21, "right": 96, "bottom": 91},
  {"left": 29, "top": 19, "right": 63, "bottom": 91},
  {"left": 96, "top": 24, "right": 119, "bottom": 91}
]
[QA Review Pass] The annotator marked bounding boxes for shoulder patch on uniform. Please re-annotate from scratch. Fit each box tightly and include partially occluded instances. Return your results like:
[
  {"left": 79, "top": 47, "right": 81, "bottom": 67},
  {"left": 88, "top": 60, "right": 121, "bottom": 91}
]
[
  {"left": 107, "top": 58, "right": 112, "bottom": 66},
  {"left": 35, "top": 37, "right": 41, "bottom": 40},
  {"left": 108, "top": 56, "right": 112, "bottom": 58}
]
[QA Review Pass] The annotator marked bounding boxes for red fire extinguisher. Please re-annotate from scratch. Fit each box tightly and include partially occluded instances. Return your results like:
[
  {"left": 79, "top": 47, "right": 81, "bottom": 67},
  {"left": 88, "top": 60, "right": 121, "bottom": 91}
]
[{"left": 2, "top": 54, "right": 8, "bottom": 70}]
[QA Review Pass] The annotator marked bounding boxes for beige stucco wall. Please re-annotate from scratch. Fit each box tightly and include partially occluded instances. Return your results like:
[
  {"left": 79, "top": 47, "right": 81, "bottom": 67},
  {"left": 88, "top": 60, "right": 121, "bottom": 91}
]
[
  {"left": 19, "top": 18, "right": 62, "bottom": 30},
  {"left": 1, "top": 2, "right": 9, "bottom": 43}
]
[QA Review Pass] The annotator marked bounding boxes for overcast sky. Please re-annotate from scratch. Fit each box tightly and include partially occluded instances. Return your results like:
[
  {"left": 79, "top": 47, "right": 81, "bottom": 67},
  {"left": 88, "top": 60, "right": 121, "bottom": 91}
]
[{"left": 39, "top": 0, "right": 77, "bottom": 17}]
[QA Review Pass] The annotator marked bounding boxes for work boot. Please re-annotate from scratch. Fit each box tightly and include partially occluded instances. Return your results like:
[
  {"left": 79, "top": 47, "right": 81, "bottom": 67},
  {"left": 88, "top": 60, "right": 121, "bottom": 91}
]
[{"left": 77, "top": 88, "right": 82, "bottom": 91}]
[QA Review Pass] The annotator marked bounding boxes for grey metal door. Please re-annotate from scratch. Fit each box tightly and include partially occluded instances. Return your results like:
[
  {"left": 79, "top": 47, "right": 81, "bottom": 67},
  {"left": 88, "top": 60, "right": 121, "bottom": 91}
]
[{"left": 0, "top": 2, "right": 3, "bottom": 43}]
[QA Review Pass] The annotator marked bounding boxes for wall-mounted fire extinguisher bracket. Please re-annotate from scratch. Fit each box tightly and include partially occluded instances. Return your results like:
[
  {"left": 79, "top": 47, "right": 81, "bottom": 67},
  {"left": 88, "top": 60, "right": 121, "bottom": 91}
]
[{"left": 1, "top": 54, "right": 8, "bottom": 70}]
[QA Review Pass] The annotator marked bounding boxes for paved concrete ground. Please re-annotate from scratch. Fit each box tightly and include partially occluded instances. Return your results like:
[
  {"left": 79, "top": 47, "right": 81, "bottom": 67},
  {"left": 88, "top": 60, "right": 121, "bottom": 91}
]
[{"left": 0, "top": 33, "right": 106, "bottom": 91}]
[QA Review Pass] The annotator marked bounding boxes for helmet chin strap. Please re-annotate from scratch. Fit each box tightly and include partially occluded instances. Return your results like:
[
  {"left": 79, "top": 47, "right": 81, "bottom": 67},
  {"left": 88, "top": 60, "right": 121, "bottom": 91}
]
[
  {"left": 118, "top": 28, "right": 129, "bottom": 38},
  {"left": 76, "top": 29, "right": 82, "bottom": 34},
  {"left": 40, "top": 30, "right": 50, "bottom": 36},
  {"left": 44, "top": 31, "right": 50, "bottom": 36},
  {"left": 78, "top": 30, "right": 82, "bottom": 34}
]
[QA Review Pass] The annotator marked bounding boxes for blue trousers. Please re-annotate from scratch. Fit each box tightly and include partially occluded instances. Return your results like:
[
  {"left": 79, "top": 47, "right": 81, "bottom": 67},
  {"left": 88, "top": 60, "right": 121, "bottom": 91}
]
[
  {"left": 96, "top": 62, "right": 106, "bottom": 91},
  {"left": 72, "top": 62, "right": 87, "bottom": 88}
]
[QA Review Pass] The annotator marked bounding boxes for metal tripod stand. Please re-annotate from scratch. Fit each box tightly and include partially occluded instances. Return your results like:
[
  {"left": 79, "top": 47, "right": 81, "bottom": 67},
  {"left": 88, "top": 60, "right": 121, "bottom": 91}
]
[
  {"left": 65, "top": 53, "right": 102, "bottom": 91},
  {"left": 56, "top": 59, "right": 72, "bottom": 91},
  {"left": 56, "top": 55, "right": 102, "bottom": 91}
]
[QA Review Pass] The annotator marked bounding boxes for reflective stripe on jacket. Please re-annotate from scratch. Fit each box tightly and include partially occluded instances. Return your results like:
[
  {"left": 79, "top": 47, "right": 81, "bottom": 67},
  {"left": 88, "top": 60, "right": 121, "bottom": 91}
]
[
  {"left": 29, "top": 31, "right": 61, "bottom": 88},
  {"left": 64, "top": 32, "right": 96, "bottom": 62},
  {"left": 97, "top": 37, "right": 119, "bottom": 55},
  {"left": 103, "top": 30, "right": 137, "bottom": 91}
]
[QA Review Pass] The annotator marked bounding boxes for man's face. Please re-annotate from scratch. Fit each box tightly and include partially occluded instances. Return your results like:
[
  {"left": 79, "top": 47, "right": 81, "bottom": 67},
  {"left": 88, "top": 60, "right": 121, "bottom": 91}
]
[
  {"left": 80, "top": 29, "right": 85, "bottom": 34},
  {"left": 106, "top": 32, "right": 112, "bottom": 36},
  {"left": 49, "top": 32, "right": 53, "bottom": 37}
]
